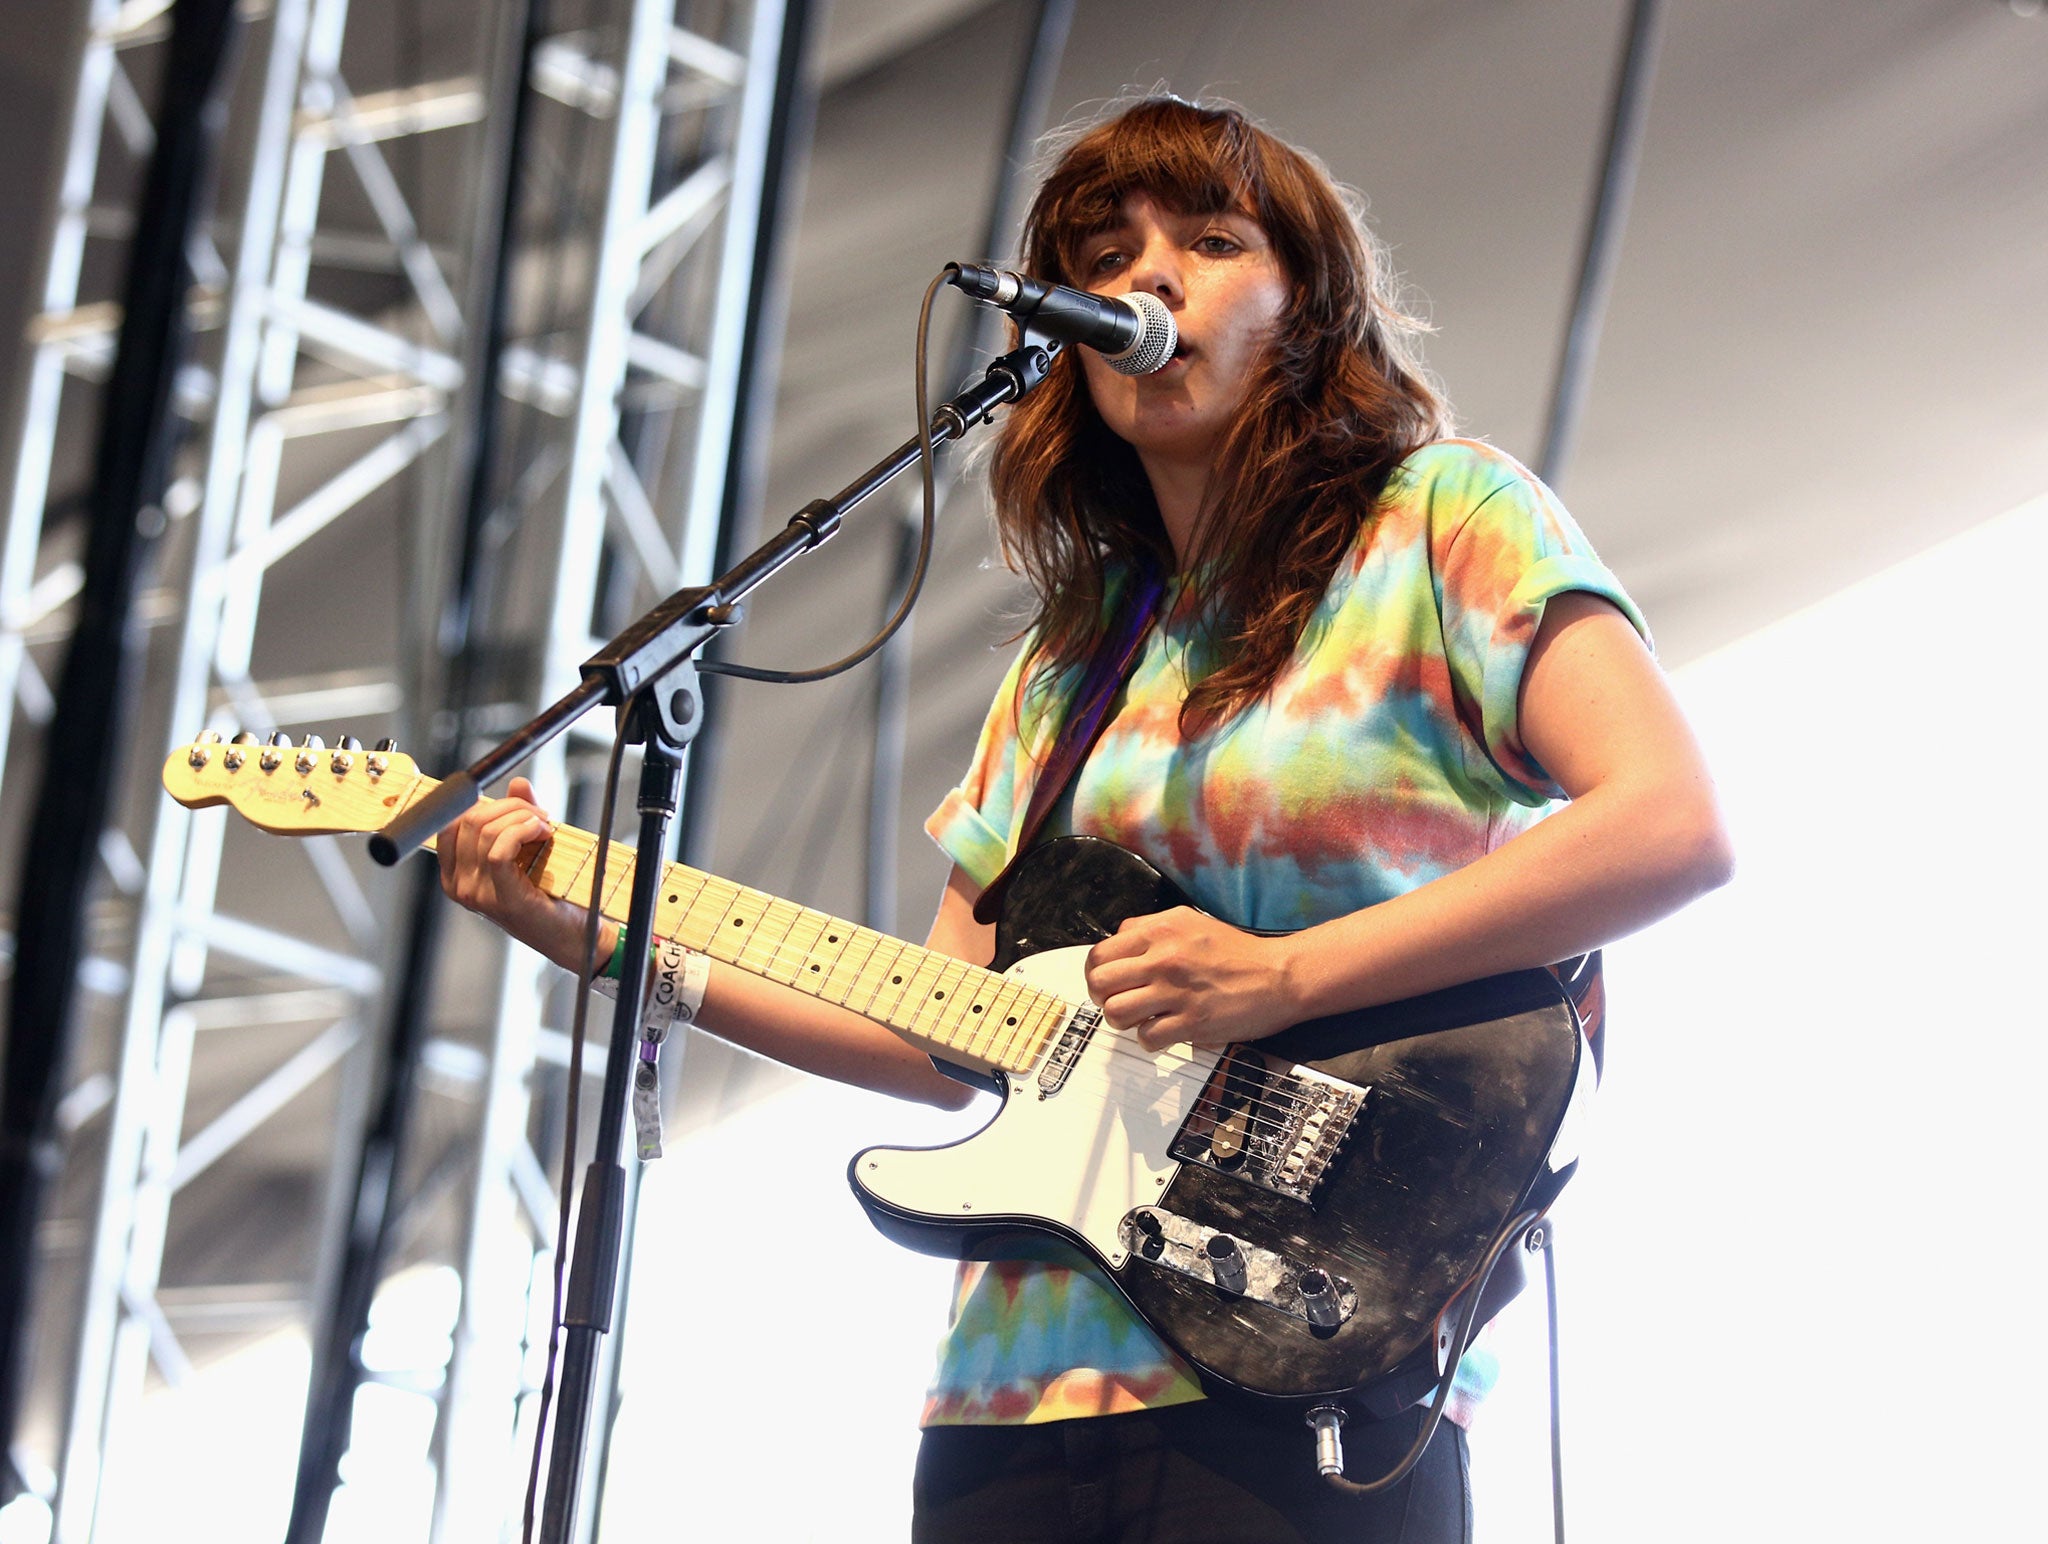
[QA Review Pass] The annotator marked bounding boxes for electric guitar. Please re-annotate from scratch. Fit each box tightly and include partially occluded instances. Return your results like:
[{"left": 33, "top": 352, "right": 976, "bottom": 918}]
[{"left": 161, "top": 732, "right": 1596, "bottom": 1412}]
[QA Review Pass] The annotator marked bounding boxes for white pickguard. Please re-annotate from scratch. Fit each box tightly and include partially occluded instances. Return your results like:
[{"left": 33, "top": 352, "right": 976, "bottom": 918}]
[{"left": 853, "top": 944, "right": 1213, "bottom": 1268}]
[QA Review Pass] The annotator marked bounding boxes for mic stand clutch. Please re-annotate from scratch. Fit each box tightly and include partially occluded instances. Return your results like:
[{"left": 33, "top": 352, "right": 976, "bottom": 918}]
[{"left": 367, "top": 336, "right": 1063, "bottom": 1544}]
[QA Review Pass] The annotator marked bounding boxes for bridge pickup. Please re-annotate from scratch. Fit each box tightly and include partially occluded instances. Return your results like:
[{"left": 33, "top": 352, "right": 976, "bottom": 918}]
[
  {"left": 1169, "top": 1048, "right": 1366, "bottom": 1203},
  {"left": 1036, "top": 1004, "right": 1101, "bottom": 1098},
  {"left": 1119, "top": 1206, "right": 1357, "bottom": 1328}
]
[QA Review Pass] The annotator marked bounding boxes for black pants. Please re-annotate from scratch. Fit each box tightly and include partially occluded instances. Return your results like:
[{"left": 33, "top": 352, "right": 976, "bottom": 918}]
[{"left": 912, "top": 1402, "right": 1471, "bottom": 1544}]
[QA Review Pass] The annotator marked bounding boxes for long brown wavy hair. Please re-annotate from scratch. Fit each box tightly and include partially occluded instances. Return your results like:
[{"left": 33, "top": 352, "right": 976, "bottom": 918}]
[{"left": 988, "top": 96, "right": 1451, "bottom": 731}]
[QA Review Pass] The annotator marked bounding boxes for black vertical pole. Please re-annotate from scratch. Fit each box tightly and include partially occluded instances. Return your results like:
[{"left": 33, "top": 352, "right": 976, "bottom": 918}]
[
  {"left": 1535, "top": 0, "right": 1667, "bottom": 494},
  {"left": 860, "top": 0, "right": 1074, "bottom": 932},
  {"left": 675, "top": 0, "right": 819, "bottom": 874},
  {"left": 0, "top": 0, "right": 243, "bottom": 1502}
]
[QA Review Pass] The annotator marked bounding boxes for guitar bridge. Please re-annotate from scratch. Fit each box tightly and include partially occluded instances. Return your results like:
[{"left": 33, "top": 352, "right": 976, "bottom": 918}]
[{"left": 1169, "top": 1049, "right": 1365, "bottom": 1203}]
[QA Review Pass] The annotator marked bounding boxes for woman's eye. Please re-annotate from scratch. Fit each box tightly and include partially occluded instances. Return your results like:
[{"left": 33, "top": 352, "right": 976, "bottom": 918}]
[
  {"left": 1196, "top": 234, "right": 1241, "bottom": 256},
  {"left": 1087, "top": 249, "right": 1127, "bottom": 274}
]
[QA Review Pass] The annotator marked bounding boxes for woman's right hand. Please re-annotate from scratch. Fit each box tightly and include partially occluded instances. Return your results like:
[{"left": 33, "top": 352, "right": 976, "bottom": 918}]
[{"left": 437, "top": 776, "right": 614, "bottom": 975}]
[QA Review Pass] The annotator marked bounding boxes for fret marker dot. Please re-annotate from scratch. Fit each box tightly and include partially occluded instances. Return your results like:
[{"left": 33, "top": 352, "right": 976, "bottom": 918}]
[
  {"left": 892, "top": 975, "right": 903, "bottom": 985},
  {"left": 733, "top": 918, "right": 745, "bottom": 927},
  {"left": 972, "top": 1005, "right": 983, "bottom": 1014},
  {"left": 933, "top": 990, "right": 945, "bottom": 1001},
  {"left": 809, "top": 964, "right": 819, "bottom": 973},
  {"left": 1006, "top": 1017, "right": 1017, "bottom": 1026}
]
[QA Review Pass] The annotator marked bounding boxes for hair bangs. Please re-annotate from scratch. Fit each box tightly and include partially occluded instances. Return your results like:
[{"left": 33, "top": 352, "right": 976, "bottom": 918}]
[{"left": 1029, "top": 101, "right": 1271, "bottom": 283}]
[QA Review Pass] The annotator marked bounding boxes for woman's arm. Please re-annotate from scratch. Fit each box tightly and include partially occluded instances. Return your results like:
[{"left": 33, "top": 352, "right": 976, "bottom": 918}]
[
  {"left": 1081, "top": 592, "right": 1734, "bottom": 1049},
  {"left": 438, "top": 780, "right": 990, "bottom": 1109}
]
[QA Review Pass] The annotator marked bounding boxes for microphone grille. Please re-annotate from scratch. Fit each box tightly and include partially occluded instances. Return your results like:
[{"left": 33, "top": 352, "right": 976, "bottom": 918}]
[{"left": 1105, "top": 292, "right": 1178, "bottom": 376}]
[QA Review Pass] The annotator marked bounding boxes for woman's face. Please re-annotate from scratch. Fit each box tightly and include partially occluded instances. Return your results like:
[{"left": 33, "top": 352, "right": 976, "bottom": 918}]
[{"left": 1072, "top": 191, "right": 1289, "bottom": 478}]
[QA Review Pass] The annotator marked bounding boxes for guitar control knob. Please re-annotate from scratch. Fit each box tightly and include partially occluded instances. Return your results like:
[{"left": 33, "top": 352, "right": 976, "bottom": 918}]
[
  {"left": 1298, "top": 1268, "right": 1342, "bottom": 1328},
  {"left": 1204, "top": 1233, "right": 1247, "bottom": 1295},
  {"left": 1131, "top": 1209, "right": 1167, "bottom": 1261}
]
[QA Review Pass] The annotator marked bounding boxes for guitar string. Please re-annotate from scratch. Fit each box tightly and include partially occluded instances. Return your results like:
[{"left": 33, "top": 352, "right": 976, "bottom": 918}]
[
  {"left": 212, "top": 780, "right": 1356, "bottom": 1141},
  {"left": 523, "top": 831, "right": 1345, "bottom": 1153},
  {"left": 539, "top": 829, "right": 1344, "bottom": 1123}
]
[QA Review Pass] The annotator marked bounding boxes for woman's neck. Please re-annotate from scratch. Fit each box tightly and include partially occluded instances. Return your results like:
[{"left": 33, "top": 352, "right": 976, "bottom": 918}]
[{"left": 1141, "top": 451, "right": 1212, "bottom": 570}]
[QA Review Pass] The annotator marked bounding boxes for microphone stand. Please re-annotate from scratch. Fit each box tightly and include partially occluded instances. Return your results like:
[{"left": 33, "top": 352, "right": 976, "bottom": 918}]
[{"left": 370, "top": 335, "right": 1061, "bottom": 1544}]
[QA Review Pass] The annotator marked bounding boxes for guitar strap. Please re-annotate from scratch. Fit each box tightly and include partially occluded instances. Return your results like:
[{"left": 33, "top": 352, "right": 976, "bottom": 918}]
[{"left": 971, "top": 560, "right": 1168, "bottom": 925}]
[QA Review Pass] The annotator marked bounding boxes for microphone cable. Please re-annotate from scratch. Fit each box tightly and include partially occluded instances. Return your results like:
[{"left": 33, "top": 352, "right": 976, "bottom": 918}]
[{"left": 695, "top": 269, "right": 953, "bottom": 686}]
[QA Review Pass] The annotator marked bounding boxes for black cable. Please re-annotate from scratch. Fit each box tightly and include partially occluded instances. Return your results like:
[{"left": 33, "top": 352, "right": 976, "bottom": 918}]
[
  {"left": 694, "top": 269, "right": 949, "bottom": 685},
  {"left": 863, "top": 0, "right": 1075, "bottom": 929},
  {"left": 1542, "top": 1221, "right": 1567, "bottom": 1544},
  {"left": 1319, "top": 1209, "right": 1541, "bottom": 1499}
]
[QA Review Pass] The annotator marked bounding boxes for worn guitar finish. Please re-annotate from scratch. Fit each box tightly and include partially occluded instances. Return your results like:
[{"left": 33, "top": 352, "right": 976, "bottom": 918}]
[
  {"left": 851, "top": 837, "right": 1590, "bottom": 1411},
  {"left": 160, "top": 738, "right": 1589, "bottom": 1412}
]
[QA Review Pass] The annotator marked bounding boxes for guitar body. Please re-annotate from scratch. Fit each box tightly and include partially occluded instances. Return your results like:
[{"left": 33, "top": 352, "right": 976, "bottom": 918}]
[{"left": 850, "top": 837, "right": 1589, "bottom": 1411}]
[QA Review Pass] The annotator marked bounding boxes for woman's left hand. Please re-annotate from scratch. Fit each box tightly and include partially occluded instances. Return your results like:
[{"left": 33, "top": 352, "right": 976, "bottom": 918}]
[{"left": 1083, "top": 908, "right": 1304, "bottom": 1051}]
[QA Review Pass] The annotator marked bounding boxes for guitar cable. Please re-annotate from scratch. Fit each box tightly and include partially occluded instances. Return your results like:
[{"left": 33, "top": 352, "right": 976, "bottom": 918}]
[{"left": 1309, "top": 1206, "right": 1543, "bottom": 1503}]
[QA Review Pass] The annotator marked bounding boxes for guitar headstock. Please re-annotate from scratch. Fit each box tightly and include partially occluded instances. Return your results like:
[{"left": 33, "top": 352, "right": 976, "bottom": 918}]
[{"left": 161, "top": 731, "right": 430, "bottom": 837}]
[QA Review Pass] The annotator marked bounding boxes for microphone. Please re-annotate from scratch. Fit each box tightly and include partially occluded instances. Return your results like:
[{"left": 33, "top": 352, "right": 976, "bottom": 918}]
[{"left": 945, "top": 263, "right": 1177, "bottom": 376}]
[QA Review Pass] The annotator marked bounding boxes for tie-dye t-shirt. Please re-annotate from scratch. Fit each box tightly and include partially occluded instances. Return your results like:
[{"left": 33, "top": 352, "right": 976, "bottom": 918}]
[{"left": 919, "top": 439, "right": 1646, "bottom": 1427}]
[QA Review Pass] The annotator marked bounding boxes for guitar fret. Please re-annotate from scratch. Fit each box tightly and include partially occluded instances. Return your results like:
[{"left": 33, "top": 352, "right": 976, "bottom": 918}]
[
  {"left": 597, "top": 851, "right": 635, "bottom": 920},
  {"left": 812, "top": 923, "right": 876, "bottom": 1005},
  {"left": 653, "top": 862, "right": 715, "bottom": 942},
  {"left": 753, "top": 899, "right": 813, "bottom": 985},
  {"left": 673, "top": 872, "right": 742, "bottom": 953},
  {"left": 977, "top": 975, "right": 1039, "bottom": 1066},
  {"left": 903, "top": 957, "right": 976, "bottom": 1049},
  {"left": 887, "top": 952, "right": 955, "bottom": 1041},
  {"left": 847, "top": 937, "right": 908, "bottom": 1021}
]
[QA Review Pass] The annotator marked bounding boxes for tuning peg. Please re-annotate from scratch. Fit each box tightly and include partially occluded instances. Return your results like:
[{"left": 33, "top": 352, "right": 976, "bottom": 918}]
[
  {"left": 368, "top": 738, "right": 397, "bottom": 777},
  {"left": 231, "top": 731, "right": 259, "bottom": 744},
  {"left": 194, "top": 729, "right": 222, "bottom": 744},
  {"left": 374, "top": 738, "right": 399, "bottom": 753},
  {"left": 335, "top": 736, "right": 363, "bottom": 752},
  {"left": 224, "top": 730, "right": 256, "bottom": 770},
  {"left": 186, "top": 729, "right": 222, "bottom": 768},
  {"left": 330, "top": 735, "right": 362, "bottom": 774},
  {"left": 293, "top": 734, "right": 326, "bottom": 774},
  {"left": 260, "top": 732, "right": 289, "bottom": 771}
]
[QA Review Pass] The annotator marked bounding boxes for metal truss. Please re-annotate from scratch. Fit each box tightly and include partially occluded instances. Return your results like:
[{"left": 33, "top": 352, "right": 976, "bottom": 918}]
[
  {"left": 0, "top": 0, "right": 793, "bottom": 1539},
  {"left": 426, "top": 3, "right": 798, "bottom": 1539}
]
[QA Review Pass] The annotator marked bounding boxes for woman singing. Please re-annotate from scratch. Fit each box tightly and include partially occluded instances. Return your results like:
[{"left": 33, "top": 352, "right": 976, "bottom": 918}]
[{"left": 441, "top": 95, "right": 1731, "bottom": 1544}]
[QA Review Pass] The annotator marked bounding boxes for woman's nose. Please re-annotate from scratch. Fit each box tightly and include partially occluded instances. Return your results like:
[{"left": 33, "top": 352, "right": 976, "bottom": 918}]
[{"left": 1125, "top": 240, "right": 1184, "bottom": 304}]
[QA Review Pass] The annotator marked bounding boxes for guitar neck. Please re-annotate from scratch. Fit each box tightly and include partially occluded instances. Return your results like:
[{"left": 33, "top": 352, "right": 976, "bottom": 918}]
[{"left": 407, "top": 778, "right": 1063, "bottom": 1077}]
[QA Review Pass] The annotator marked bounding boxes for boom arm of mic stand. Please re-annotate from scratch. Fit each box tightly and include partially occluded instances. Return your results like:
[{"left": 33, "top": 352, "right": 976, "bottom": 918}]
[{"left": 367, "top": 337, "right": 1060, "bottom": 867}]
